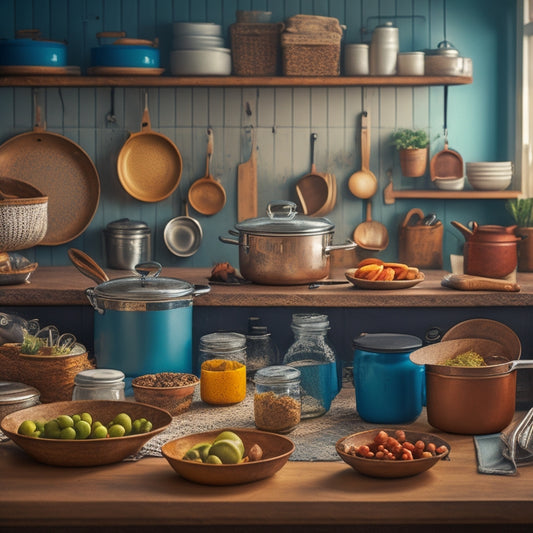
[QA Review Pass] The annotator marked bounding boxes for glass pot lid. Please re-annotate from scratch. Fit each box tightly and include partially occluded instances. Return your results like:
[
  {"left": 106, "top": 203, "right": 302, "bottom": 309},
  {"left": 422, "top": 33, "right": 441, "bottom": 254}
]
[
  {"left": 92, "top": 262, "right": 195, "bottom": 301},
  {"left": 235, "top": 201, "right": 335, "bottom": 235},
  {"left": 0, "top": 380, "right": 40, "bottom": 404}
]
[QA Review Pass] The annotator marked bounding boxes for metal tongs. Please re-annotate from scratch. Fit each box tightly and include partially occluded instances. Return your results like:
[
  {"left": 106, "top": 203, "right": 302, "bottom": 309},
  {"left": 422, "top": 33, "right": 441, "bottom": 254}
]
[{"left": 502, "top": 408, "right": 533, "bottom": 466}]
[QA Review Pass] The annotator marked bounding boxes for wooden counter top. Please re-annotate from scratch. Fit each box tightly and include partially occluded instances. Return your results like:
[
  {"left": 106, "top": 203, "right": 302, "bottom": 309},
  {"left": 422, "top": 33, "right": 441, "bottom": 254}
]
[
  {"left": 2, "top": 266, "right": 533, "bottom": 308},
  {"left": 1, "top": 408, "right": 532, "bottom": 531}
]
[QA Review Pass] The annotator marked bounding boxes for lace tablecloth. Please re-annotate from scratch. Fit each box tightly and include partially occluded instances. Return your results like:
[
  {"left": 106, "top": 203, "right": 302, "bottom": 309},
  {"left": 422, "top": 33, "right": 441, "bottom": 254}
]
[{"left": 130, "top": 384, "right": 380, "bottom": 462}]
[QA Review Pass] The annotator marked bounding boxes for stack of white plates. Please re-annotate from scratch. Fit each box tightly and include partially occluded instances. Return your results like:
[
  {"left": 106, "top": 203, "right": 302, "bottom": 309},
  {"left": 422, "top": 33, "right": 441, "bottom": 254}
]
[
  {"left": 466, "top": 161, "right": 513, "bottom": 191},
  {"left": 170, "top": 22, "right": 231, "bottom": 75}
]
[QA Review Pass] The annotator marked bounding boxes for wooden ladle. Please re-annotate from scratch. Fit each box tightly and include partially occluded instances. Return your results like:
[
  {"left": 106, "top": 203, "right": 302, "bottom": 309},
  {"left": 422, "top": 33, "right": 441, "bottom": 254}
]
[
  {"left": 348, "top": 111, "right": 378, "bottom": 199},
  {"left": 353, "top": 200, "right": 389, "bottom": 251},
  {"left": 188, "top": 129, "right": 227, "bottom": 216}
]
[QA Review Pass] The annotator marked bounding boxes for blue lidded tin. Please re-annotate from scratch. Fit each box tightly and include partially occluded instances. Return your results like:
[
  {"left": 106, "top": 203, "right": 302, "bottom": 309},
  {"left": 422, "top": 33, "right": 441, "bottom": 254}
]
[{"left": 352, "top": 333, "right": 424, "bottom": 424}]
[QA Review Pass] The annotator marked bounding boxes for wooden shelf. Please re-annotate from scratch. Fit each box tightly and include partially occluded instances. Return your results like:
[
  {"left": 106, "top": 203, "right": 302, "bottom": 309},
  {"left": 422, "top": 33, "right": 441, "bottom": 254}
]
[
  {"left": 0, "top": 74, "right": 473, "bottom": 88},
  {"left": 384, "top": 181, "right": 521, "bottom": 204}
]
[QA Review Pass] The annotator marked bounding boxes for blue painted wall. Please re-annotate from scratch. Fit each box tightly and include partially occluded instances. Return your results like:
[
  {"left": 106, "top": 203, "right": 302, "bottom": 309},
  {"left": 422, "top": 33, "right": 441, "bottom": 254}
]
[{"left": 0, "top": 0, "right": 518, "bottom": 271}]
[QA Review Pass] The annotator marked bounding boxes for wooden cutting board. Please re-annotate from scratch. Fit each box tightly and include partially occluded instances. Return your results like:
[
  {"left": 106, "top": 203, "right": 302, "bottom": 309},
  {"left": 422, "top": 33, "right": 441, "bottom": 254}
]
[
  {"left": 441, "top": 273, "right": 520, "bottom": 292},
  {"left": 237, "top": 128, "right": 257, "bottom": 222}
]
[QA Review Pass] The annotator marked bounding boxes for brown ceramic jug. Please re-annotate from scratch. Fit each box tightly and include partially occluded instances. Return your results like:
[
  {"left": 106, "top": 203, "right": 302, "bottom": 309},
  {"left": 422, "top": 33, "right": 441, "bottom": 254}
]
[{"left": 451, "top": 221, "right": 520, "bottom": 278}]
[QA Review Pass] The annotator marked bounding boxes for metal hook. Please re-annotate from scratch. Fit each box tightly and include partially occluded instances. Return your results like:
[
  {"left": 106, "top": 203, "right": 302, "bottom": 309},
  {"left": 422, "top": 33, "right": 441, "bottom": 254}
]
[{"left": 106, "top": 87, "right": 117, "bottom": 123}]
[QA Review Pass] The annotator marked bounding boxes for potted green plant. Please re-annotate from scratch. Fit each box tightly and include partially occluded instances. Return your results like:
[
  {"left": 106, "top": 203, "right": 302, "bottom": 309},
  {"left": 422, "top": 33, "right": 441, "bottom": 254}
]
[
  {"left": 506, "top": 198, "right": 533, "bottom": 271},
  {"left": 391, "top": 129, "right": 430, "bottom": 177}
]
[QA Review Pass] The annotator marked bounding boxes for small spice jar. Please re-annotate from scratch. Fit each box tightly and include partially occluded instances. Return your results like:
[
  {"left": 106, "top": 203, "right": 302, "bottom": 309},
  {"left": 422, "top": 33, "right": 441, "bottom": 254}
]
[
  {"left": 0, "top": 381, "right": 40, "bottom": 420},
  {"left": 72, "top": 369, "right": 126, "bottom": 401},
  {"left": 254, "top": 366, "right": 301, "bottom": 434},
  {"left": 198, "top": 332, "right": 247, "bottom": 405}
]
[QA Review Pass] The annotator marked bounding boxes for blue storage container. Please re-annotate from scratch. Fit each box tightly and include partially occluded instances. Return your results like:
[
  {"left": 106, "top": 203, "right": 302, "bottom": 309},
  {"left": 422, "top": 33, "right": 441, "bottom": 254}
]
[{"left": 353, "top": 333, "right": 424, "bottom": 424}]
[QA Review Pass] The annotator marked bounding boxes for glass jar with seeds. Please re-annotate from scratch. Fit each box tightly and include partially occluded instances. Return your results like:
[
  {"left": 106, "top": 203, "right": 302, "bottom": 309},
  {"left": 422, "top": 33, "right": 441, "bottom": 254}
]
[{"left": 254, "top": 365, "right": 301, "bottom": 434}]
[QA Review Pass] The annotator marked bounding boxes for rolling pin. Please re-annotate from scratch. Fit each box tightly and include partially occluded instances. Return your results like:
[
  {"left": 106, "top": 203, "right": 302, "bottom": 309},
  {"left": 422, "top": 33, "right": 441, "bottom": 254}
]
[{"left": 441, "top": 273, "right": 520, "bottom": 292}]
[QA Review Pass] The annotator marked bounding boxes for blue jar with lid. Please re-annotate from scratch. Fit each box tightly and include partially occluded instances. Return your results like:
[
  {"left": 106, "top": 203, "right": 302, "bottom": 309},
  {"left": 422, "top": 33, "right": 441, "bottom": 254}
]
[{"left": 352, "top": 333, "right": 424, "bottom": 424}]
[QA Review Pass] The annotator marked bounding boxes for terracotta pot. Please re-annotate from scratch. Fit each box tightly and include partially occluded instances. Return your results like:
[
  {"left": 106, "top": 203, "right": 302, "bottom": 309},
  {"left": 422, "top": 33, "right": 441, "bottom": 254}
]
[
  {"left": 451, "top": 221, "right": 520, "bottom": 278},
  {"left": 399, "top": 148, "right": 427, "bottom": 177}
]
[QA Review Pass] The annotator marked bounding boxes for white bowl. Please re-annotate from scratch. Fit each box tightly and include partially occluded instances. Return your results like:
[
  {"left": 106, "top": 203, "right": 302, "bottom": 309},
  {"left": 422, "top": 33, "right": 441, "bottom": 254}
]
[
  {"left": 172, "top": 35, "right": 225, "bottom": 50},
  {"left": 173, "top": 22, "right": 222, "bottom": 36},
  {"left": 170, "top": 48, "right": 231, "bottom": 76},
  {"left": 434, "top": 176, "right": 465, "bottom": 190},
  {"left": 466, "top": 170, "right": 513, "bottom": 177},
  {"left": 467, "top": 175, "right": 512, "bottom": 191},
  {"left": 466, "top": 161, "right": 512, "bottom": 168}
]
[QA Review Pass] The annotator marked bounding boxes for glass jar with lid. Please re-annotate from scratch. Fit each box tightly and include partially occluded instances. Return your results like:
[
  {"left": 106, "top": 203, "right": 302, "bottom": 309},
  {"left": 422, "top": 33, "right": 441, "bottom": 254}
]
[
  {"left": 254, "top": 365, "right": 301, "bottom": 434},
  {"left": 198, "top": 332, "right": 247, "bottom": 405},
  {"left": 283, "top": 313, "right": 340, "bottom": 419},
  {"left": 72, "top": 369, "right": 126, "bottom": 401}
]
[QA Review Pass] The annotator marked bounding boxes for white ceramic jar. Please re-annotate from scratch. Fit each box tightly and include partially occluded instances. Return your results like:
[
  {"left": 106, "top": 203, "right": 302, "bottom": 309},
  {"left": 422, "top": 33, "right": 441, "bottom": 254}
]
[
  {"left": 370, "top": 22, "right": 399, "bottom": 75},
  {"left": 344, "top": 43, "right": 369, "bottom": 75},
  {"left": 397, "top": 52, "right": 425, "bottom": 76}
]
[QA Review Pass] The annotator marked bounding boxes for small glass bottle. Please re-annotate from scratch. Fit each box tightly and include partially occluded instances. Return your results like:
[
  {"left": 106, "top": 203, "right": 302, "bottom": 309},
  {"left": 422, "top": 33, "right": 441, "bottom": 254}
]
[
  {"left": 283, "top": 313, "right": 339, "bottom": 419},
  {"left": 72, "top": 369, "right": 126, "bottom": 401},
  {"left": 245, "top": 317, "right": 280, "bottom": 380},
  {"left": 254, "top": 365, "right": 301, "bottom": 434},
  {"left": 198, "top": 332, "right": 247, "bottom": 405}
]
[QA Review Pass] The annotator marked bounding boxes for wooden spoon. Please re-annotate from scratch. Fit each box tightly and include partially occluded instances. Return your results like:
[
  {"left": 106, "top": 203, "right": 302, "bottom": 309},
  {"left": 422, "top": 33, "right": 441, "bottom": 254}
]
[
  {"left": 188, "top": 129, "right": 226, "bottom": 216},
  {"left": 353, "top": 200, "right": 389, "bottom": 251},
  {"left": 348, "top": 111, "right": 378, "bottom": 199}
]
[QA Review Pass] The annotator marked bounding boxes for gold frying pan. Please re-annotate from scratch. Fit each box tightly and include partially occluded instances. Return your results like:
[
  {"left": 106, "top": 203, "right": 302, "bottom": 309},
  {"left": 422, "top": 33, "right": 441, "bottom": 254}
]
[
  {"left": 117, "top": 93, "right": 182, "bottom": 202},
  {"left": 0, "top": 104, "right": 100, "bottom": 246}
]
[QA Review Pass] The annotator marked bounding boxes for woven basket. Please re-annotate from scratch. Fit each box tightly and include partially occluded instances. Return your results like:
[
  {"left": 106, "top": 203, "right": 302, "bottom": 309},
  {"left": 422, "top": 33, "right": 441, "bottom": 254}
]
[
  {"left": 281, "top": 31, "right": 341, "bottom": 76},
  {"left": 230, "top": 22, "right": 282, "bottom": 76},
  {"left": 0, "top": 177, "right": 48, "bottom": 252},
  {"left": 0, "top": 343, "right": 94, "bottom": 403}
]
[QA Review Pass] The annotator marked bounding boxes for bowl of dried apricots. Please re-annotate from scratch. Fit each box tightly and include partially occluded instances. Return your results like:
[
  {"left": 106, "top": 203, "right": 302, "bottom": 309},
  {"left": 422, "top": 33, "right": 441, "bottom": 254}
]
[
  {"left": 336, "top": 429, "right": 450, "bottom": 478},
  {"left": 345, "top": 258, "right": 424, "bottom": 290}
]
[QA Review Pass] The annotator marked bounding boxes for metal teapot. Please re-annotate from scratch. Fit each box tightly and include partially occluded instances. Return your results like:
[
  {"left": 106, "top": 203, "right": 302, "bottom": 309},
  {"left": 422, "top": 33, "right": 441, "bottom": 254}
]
[{"left": 451, "top": 221, "right": 520, "bottom": 278}]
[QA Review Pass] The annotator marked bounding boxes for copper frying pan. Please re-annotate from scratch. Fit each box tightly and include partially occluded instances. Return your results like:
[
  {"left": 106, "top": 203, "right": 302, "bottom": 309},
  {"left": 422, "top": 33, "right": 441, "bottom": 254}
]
[
  {"left": 0, "top": 105, "right": 100, "bottom": 246},
  {"left": 430, "top": 86, "right": 463, "bottom": 180},
  {"left": 117, "top": 93, "right": 182, "bottom": 202}
]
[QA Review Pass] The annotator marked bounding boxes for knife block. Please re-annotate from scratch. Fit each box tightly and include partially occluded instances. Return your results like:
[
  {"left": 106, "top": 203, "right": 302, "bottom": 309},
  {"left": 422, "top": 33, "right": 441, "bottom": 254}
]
[{"left": 399, "top": 212, "right": 443, "bottom": 269}]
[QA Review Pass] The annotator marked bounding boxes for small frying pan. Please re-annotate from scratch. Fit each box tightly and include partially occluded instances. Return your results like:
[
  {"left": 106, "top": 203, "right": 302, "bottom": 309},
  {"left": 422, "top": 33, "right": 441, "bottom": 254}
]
[
  {"left": 295, "top": 133, "right": 329, "bottom": 215},
  {"left": 117, "top": 92, "right": 182, "bottom": 202},
  {"left": 164, "top": 200, "right": 203, "bottom": 257},
  {"left": 188, "top": 128, "right": 226, "bottom": 215},
  {"left": 430, "top": 86, "right": 464, "bottom": 180}
]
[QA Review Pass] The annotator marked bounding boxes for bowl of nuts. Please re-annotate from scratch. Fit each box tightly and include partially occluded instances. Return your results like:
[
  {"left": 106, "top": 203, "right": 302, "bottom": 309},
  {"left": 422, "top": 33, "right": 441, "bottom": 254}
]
[
  {"left": 131, "top": 372, "right": 199, "bottom": 416},
  {"left": 336, "top": 429, "right": 450, "bottom": 478}
]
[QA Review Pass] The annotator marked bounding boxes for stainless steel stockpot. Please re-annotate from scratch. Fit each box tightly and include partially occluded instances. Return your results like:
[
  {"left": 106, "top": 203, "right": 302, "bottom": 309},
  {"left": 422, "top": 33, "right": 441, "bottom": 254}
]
[{"left": 219, "top": 201, "right": 356, "bottom": 285}]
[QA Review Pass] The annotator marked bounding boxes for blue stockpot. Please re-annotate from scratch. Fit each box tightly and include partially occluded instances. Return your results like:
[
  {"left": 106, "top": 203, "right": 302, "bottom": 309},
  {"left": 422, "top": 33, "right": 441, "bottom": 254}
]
[
  {"left": 91, "top": 44, "right": 160, "bottom": 68},
  {"left": 352, "top": 333, "right": 424, "bottom": 424},
  {"left": 85, "top": 262, "right": 209, "bottom": 378},
  {"left": 0, "top": 38, "right": 67, "bottom": 66}
]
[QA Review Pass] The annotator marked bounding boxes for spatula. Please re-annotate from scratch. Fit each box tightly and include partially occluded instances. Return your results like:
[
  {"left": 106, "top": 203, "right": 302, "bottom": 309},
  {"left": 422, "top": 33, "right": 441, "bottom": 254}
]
[{"left": 237, "top": 126, "right": 257, "bottom": 222}]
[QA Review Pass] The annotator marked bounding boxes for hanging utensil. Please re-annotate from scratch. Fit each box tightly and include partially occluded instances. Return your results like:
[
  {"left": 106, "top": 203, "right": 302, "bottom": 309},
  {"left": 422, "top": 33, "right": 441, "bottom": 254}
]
[
  {"left": 164, "top": 200, "right": 203, "bottom": 257},
  {"left": 295, "top": 133, "right": 329, "bottom": 215},
  {"left": 352, "top": 199, "right": 389, "bottom": 251},
  {"left": 0, "top": 96, "right": 100, "bottom": 245},
  {"left": 117, "top": 91, "right": 183, "bottom": 202},
  {"left": 430, "top": 86, "right": 464, "bottom": 180},
  {"left": 188, "top": 128, "right": 226, "bottom": 215},
  {"left": 348, "top": 111, "right": 378, "bottom": 199},
  {"left": 237, "top": 125, "right": 258, "bottom": 222}
]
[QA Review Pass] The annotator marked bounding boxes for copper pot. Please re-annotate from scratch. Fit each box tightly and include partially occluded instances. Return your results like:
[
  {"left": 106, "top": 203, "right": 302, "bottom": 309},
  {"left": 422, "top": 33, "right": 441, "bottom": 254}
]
[
  {"left": 410, "top": 336, "right": 533, "bottom": 435},
  {"left": 451, "top": 220, "right": 520, "bottom": 278}
]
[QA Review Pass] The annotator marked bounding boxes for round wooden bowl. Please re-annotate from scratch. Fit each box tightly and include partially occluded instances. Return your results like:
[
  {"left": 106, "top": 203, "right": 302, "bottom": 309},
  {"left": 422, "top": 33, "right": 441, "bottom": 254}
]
[
  {"left": 162, "top": 428, "right": 295, "bottom": 485},
  {"left": 336, "top": 429, "right": 450, "bottom": 478},
  {"left": 0, "top": 400, "right": 172, "bottom": 467}
]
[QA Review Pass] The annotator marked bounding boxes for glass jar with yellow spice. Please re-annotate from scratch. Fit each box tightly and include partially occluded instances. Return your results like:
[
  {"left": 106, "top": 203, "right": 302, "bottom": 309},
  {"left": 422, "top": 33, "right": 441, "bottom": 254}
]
[{"left": 199, "top": 332, "right": 247, "bottom": 405}]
